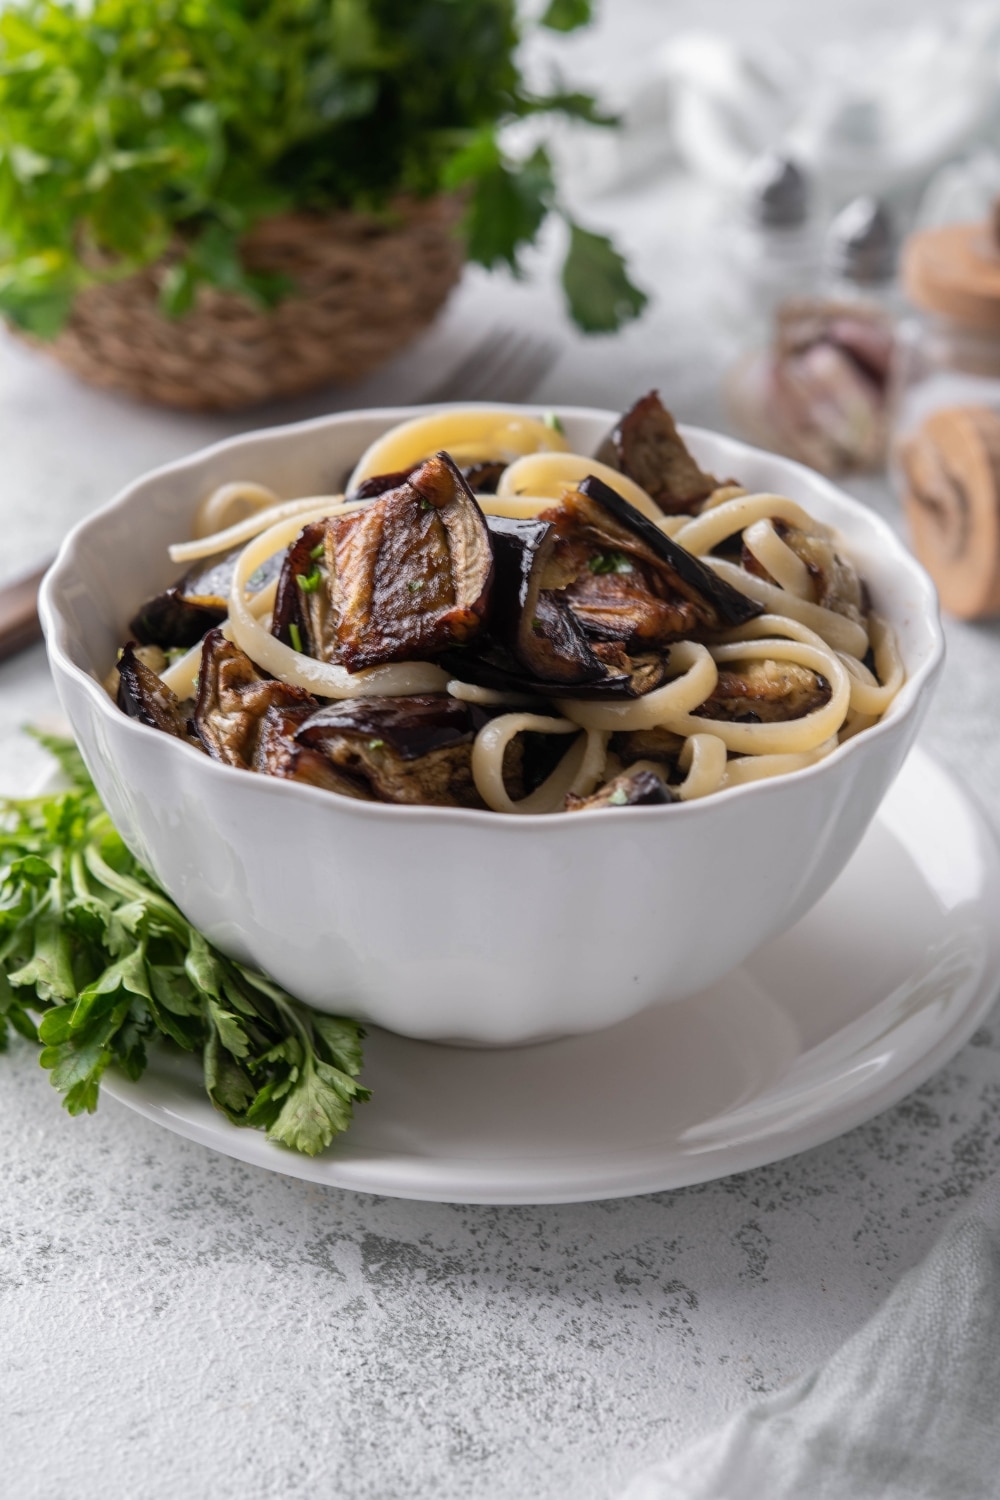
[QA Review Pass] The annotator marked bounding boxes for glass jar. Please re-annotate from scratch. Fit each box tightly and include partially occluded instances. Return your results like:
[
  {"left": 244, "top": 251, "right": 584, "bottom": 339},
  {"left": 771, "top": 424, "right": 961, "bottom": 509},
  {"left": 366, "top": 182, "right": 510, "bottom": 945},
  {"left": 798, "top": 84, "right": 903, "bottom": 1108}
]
[{"left": 891, "top": 217, "right": 1000, "bottom": 618}]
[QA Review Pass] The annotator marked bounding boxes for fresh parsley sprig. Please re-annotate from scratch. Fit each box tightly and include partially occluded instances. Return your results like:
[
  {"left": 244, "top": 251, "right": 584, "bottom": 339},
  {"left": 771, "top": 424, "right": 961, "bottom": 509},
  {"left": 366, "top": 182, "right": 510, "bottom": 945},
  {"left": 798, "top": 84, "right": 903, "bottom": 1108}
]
[
  {"left": 0, "top": 0, "right": 646, "bottom": 338},
  {"left": 0, "top": 733, "right": 369, "bottom": 1156}
]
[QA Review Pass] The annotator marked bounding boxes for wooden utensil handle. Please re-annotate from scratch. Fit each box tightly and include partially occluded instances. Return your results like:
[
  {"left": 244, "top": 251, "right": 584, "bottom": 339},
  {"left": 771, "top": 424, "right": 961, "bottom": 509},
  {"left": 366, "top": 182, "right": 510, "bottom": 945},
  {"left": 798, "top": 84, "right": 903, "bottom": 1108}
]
[{"left": 0, "top": 562, "right": 50, "bottom": 664}]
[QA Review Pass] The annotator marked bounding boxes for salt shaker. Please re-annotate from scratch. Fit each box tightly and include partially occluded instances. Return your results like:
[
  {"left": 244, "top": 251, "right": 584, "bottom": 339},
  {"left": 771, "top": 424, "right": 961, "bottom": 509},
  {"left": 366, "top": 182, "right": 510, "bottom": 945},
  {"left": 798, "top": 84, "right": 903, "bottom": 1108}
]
[
  {"left": 726, "top": 195, "right": 896, "bottom": 476},
  {"left": 723, "top": 151, "right": 819, "bottom": 340}
]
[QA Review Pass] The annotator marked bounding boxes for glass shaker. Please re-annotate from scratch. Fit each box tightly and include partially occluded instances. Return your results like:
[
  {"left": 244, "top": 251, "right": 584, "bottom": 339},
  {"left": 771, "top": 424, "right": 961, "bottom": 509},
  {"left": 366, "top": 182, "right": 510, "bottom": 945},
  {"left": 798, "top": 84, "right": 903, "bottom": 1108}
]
[{"left": 727, "top": 195, "right": 897, "bottom": 476}]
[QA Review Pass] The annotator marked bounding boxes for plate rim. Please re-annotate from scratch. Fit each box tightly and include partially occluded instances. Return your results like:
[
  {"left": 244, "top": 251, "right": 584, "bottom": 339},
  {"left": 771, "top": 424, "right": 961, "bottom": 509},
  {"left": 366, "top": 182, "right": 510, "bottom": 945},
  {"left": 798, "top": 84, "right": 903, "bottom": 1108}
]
[{"left": 98, "top": 746, "right": 1000, "bottom": 1204}]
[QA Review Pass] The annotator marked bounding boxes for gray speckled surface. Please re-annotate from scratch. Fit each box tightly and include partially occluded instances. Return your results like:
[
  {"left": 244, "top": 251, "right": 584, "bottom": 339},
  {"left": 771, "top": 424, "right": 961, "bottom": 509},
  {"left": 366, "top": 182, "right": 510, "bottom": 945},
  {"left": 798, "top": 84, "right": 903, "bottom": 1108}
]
[
  {"left": 3, "top": 2, "right": 998, "bottom": 1497},
  {"left": 3, "top": 1014, "right": 999, "bottom": 1500}
]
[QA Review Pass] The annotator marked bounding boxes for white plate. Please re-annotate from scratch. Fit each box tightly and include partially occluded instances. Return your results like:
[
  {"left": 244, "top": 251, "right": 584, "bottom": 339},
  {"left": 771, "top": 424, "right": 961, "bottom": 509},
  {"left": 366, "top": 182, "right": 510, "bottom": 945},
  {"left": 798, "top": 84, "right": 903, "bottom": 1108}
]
[{"left": 101, "top": 749, "right": 1000, "bottom": 1204}]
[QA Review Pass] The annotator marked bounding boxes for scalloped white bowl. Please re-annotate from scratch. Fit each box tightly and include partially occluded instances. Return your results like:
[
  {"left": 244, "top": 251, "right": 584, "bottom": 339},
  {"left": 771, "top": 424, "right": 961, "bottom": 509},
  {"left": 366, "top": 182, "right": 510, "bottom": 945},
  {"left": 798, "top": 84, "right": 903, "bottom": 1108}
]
[{"left": 39, "top": 406, "right": 943, "bottom": 1045}]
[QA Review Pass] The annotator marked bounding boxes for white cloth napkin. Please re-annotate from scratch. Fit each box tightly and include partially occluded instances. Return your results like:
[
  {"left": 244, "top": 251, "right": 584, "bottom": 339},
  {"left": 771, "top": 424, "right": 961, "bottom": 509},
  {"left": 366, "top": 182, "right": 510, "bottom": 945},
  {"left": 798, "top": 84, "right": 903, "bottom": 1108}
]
[{"left": 618, "top": 1171, "right": 1000, "bottom": 1500}]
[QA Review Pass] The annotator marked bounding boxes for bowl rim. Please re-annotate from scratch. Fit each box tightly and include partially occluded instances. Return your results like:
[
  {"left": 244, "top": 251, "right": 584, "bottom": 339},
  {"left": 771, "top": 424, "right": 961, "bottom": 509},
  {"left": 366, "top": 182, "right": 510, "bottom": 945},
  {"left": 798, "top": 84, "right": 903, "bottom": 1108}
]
[{"left": 39, "top": 402, "right": 945, "bottom": 829}]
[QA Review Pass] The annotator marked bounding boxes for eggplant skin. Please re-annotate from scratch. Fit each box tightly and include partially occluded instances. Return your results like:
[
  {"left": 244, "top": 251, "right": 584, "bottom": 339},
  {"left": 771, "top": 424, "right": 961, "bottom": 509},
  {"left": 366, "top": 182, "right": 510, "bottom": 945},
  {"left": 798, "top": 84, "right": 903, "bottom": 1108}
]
[
  {"left": 129, "top": 593, "right": 225, "bottom": 651},
  {"left": 272, "top": 519, "right": 328, "bottom": 652},
  {"left": 130, "top": 545, "right": 282, "bottom": 650},
  {"left": 461, "top": 460, "right": 507, "bottom": 494},
  {"left": 487, "top": 514, "right": 607, "bottom": 686},
  {"left": 436, "top": 638, "right": 666, "bottom": 701},
  {"left": 116, "top": 643, "right": 202, "bottom": 746},
  {"left": 565, "top": 769, "right": 675, "bottom": 811},
  {"left": 349, "top": 468, "right": 416, "bottom": 501},
  {"left": 295, "top": 695, "right": 485, "bottom": 807},
  {"left": 349, "top": 460, "right": 507, "bottom": 500},
  {"left": 297, "top": 695, "right": 481, "bottom": 761},
  {"left": 604, "top": 391, "right": 721, "bottom": 515},
  {"left": 193, "top": 629, "right": 317, "bottom": 768},
  {"left": 578, "top": 475, "right": 761, "bottom": 624}
]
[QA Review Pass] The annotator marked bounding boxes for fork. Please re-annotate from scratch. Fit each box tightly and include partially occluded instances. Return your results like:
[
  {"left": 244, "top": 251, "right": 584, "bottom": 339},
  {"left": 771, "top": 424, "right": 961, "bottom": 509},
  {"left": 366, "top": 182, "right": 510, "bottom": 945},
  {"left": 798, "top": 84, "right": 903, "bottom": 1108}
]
[{"left": 420, "top": 326, "right": 560, "bottom": 404}]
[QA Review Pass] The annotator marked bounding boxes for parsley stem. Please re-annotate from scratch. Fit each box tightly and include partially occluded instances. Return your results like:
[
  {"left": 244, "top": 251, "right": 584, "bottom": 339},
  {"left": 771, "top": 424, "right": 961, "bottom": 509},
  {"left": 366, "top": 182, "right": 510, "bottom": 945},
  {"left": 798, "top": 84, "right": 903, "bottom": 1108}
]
[{"left": 82, "top": 845, "right": 188, "bottom": 936}]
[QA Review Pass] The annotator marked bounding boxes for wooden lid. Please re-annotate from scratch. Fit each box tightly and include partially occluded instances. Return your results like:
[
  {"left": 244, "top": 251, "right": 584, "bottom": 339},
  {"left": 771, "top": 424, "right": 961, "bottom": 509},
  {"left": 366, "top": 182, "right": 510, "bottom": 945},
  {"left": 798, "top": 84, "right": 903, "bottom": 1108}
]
[
  {"left": 903, "top": 221, "right": 1000, "bottom": 334},
  {"left": 900, "top": 404, "right": 1000, "bottom": 618}
]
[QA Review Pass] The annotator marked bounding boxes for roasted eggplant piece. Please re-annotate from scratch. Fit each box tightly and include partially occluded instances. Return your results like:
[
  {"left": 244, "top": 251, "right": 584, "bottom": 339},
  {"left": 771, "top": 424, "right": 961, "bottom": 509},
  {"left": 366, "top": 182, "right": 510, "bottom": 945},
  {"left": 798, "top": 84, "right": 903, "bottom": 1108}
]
[
  {"left": 295, "top": 696, "right": 485, "bottom": 808},
  {"left": 461, "top": 460, "right": 507, "bottom": 494},
  {"left": 696, "top": 660, "right": 831, "bottom": 723},
  {"left": 598, "top": 392, "right": 721, "bottom": 515},
  {"left": 130, "top": 546, "right": 283, "bottom": 650},
  {"left": 273, "top": 453, "right": 493, "bottom": 671},
  {"left": 193, "top": 629, "right": 317, "bottom": 768},
  {"left": 488, "top": 516, "right": 606, "bottom": 686},
  {"left": 271, "top": 519, "right": 328, "bottom": 652},
  {"left": 541, "top": 474, "right": 762, "bottom": 648},
  {"left": 742, "top": 520, "right": 866, "bottom": 624},
  {"left": 349, "top": 468, "right": 416, "bottom": 501},
  {"left": 436, "top": 636, "right": 667, "bottom": 701},
  {"left": 470, "top": 514, "right": 669, "bottom": 698},
  {"left": 348, "top": 460, "right": 507, "bottom": 501},
  {"left": 610, "top": 726, "right": 685, "bottom": 773},
  {"left": 253, "top": 705, "right": 374, "bottom": 797},
  {"left": 116, "top": 642, "right": 202, "bottom": 746},
  {"left": 565, "top": 768, "right": 675, "bottom": 811}
]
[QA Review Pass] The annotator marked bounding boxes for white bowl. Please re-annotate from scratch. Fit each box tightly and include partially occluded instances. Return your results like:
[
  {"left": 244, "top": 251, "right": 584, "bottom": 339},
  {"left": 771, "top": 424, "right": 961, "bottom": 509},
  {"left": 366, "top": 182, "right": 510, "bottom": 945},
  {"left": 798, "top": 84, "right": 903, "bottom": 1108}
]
[{"left": 39, "top": 406, "right": 943, "bottom": 1045}]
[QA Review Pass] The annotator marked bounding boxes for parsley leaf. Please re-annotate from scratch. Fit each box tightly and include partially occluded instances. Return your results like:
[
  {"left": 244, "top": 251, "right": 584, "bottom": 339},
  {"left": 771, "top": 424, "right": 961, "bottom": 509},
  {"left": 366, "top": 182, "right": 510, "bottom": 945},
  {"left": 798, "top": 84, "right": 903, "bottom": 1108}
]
[
  {"left": 0, "top": 0, "right": 644, "bottom": 337},
  {"left": 445, "top": 136, "right": 554, "bottom": 273},
  {"left": 588, "top": 550, "right": 634, "bottom": 575},
  {"left": 561, "top": 222, "right": 648, "bottom": 334},
  {"left": 541, "top": 0, "right": 594, "bottom": 31},
  {"left": 0, "top": 736, "right": 369, "bottom": 1155}
]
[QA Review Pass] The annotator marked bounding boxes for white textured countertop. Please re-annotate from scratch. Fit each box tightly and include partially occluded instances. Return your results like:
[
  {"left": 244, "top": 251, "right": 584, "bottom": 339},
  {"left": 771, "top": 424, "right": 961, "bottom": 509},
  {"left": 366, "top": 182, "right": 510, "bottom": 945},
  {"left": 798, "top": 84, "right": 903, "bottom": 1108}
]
[{"left": 3, "top": 3, "right": 999, "bottom": 1497}]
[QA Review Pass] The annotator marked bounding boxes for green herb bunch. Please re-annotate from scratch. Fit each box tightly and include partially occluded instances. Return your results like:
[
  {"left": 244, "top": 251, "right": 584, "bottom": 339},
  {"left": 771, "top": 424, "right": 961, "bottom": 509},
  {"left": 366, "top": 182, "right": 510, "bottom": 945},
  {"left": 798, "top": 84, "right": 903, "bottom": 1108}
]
[
  {"left": 0, "top": 0, "right": 646, "bottom": 337},
  {"left": 0, "top": 734, "right": 369, "bottom": 1156}
]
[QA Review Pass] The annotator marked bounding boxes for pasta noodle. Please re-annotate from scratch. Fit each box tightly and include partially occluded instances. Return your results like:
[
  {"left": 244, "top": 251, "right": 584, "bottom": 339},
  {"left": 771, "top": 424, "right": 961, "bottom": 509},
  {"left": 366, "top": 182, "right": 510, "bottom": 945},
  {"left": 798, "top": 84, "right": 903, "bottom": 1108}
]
[
  {"left": 496, "top": 452, "right": 661, "bottom": 520},
  {"left": 742, "top": 519, "right": 815, "bottom": 600},
  {"left": 673, "top": 493, "right": 828, "bottom": 556},
  {"left": 123, "top": 398, "right": 906, "bottom": 815},
  {"left": 193, "top": 481, "right": 280, "bottom": 540},
  {"left": 348, "top": 409, "right": 569, "bottom": 490},
  {"left": 471, "top": 717, "right": 607, "bottom": 814},
  {"left": 706, "top": 558, "right": 869, "bottom": 657}
]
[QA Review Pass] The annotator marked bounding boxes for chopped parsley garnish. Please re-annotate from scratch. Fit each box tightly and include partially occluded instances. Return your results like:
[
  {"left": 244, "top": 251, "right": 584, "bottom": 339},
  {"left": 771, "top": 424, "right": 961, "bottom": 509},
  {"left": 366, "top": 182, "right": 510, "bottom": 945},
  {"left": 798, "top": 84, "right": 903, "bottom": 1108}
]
[
  {"left": 296, "top": 569, "right": 322, "bottom": 594},
  {"left": 608, "top": 787, "right": 629, "bottom": 805},
  {"left": 367, "top": 739, "right": 385, "bottom": 751},
  {"left": 406, "top": 580, "right": 425, "bottom": 593},
  {"left": 419, "top": 498, "right": 433, "bottom": 511},
  {"left": 288, "top": 622, "right": 303, "bottom": 654},
  {"left": 543, "top": 412, "right": 565, "bottom": 434},
  {"left": 588, "top": 550, "right": 633, "bottom": 575},
  {"left": 309, "top": 541, "right": 325, "bottom": 561}
]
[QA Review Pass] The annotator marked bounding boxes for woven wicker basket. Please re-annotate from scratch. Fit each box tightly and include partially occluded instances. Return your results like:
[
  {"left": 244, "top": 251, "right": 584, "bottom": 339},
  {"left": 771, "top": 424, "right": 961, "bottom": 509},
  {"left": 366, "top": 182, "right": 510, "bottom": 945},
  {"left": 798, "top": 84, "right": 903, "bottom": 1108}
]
[{"left": 14, "top": 195, "right": 464, "bottom": 412}]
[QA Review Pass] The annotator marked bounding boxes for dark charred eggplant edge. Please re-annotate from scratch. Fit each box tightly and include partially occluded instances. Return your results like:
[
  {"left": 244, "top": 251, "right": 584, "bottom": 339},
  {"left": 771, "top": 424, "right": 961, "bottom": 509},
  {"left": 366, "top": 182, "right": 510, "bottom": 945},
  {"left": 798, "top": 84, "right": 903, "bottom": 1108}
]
[{"left": 575, "top": 475, "right": 762, "bottom": 629}]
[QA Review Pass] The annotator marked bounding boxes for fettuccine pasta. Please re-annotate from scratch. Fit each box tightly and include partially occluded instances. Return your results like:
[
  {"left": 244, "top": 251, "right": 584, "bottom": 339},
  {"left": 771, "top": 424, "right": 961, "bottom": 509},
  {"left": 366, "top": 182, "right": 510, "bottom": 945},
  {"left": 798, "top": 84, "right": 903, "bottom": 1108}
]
[{"left": 112, "top": 393, "right": 905, "bottom": 815}]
